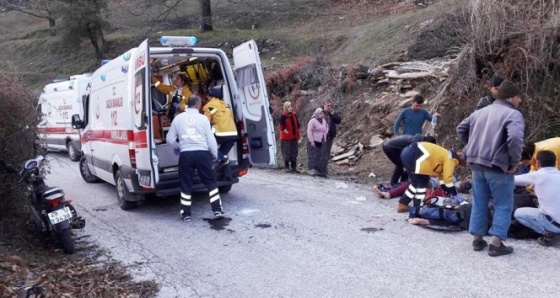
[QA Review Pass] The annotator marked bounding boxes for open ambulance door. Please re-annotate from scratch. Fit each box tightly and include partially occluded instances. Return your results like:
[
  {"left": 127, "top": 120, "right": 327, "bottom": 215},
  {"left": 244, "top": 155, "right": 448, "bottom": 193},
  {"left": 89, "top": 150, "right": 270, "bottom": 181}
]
[
  {"left": 233, "top": 40, "right": 277, "bottom": 168},
  {"left": 132, "top": 39, "right": 158, "bottom": 189}
]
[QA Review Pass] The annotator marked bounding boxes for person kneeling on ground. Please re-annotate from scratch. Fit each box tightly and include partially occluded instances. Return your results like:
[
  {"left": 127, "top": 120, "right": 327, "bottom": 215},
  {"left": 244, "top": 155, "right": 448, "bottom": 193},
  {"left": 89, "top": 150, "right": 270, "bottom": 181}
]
[
  {"left": 373, "top": 177, "right": 471, "bottom": 199},
  {"left": 396, "top": 142, "right": 465, "bottom": 212},
  {"left": 513, "top": 150, "right": 560, "bottom": 246}
]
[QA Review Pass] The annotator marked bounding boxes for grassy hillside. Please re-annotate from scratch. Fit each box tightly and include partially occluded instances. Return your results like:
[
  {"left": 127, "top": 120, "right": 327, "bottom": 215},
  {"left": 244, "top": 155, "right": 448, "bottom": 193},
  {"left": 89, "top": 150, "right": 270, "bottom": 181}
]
[{"left": 0, "top": 0, "right": 461, "bottom": 90}]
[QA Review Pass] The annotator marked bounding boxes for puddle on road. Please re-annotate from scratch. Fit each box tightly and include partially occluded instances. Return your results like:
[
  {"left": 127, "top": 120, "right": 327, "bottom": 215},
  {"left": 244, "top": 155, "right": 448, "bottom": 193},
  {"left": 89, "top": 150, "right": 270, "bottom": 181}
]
[
  {"left": 203, "top": 217, "right": 233, "bottom": 231},
  {"left": 360, "top": 227, "right": 383, "bottom": 233},
  {"left": 254, "top": 223, "right": 272, "bottom": 229}
]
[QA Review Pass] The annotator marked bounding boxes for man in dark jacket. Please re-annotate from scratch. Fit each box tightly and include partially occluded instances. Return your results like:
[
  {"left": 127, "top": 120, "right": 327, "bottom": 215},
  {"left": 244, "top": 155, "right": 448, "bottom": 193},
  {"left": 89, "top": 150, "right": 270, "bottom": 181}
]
[
  {"left": 382, "top": 134, "right": 437, "bottom": 186},
  {"left": 323, "top": 102, "right": 341, "bottom": 159},
  {"left": 457, "top": 80, "right": 525, "bottom": 257},
  {"left": 474, "top": 76, "right": 503, "bottom": 111}
]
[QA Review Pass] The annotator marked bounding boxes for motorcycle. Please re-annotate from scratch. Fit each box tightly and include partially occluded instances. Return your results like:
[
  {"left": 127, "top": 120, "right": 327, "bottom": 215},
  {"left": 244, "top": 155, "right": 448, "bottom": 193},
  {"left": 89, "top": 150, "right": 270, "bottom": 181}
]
[{"left": 4, "top": 155, "right": 85, "bottom": 254}]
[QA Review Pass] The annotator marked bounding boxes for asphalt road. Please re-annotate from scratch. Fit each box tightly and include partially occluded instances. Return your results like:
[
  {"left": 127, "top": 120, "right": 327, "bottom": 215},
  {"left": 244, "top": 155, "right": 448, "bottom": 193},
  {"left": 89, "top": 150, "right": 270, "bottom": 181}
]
[{"left": 46, "top": 154, "right": 560, "bottom": 298}]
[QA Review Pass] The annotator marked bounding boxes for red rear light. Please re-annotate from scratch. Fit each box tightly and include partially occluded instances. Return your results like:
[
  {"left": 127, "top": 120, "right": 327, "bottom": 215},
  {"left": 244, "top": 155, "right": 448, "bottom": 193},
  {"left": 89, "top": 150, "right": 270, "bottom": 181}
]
[
  {"left": 237, "top": 121, "right": 249, "bottom": 158},
  {"left": 127, "top": 131, "right": 137, "bottom": 168},
  {"left": 45, "top": 195, "right": 64, "bottom": 208},
  {"left": 238, "top": 169, "right": 248, "bottom": 177}
]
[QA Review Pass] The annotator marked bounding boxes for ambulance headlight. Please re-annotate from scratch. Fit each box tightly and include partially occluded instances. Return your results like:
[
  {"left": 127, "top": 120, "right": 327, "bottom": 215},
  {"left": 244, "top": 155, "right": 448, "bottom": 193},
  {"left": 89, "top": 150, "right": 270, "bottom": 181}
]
[{"left": 160, "top": 36, "right": 197, "bottom": 47}]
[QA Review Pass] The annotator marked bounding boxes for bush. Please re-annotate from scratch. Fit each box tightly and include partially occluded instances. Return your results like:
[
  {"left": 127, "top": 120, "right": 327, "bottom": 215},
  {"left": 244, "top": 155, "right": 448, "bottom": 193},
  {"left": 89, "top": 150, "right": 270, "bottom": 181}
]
[{"left": 0, "top": 75, "right": 39, "bottom": 226}]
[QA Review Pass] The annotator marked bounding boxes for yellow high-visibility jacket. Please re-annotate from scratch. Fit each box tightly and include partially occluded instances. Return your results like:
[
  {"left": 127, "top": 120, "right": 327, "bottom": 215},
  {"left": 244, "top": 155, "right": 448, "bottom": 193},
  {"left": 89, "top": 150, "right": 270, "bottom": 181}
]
[
  {"left": 151, "top": 77, "right": 192, "bottom": 114},
  {"left": 530, "top": 137, "right": 560, "bottom": 171},
  {"left": 413, "top": 142, "right": 459, "bottom": 187},
  {"left": 202, "top": 97, "right": 237, "bottom": 137}
]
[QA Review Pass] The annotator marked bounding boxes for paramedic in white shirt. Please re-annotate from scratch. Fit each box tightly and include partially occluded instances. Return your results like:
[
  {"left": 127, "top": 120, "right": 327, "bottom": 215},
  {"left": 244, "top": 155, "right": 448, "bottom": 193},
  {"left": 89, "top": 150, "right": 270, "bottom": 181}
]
[{"left": 513, "top": 150, "right": 560, "bottom": 246}]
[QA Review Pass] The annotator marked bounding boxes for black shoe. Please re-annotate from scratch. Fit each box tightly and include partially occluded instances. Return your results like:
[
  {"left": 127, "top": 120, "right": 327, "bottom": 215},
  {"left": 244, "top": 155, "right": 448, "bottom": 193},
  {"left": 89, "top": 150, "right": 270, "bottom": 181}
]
[
  {"left": 180, "top": 213, "right": 191, "bottom": 222},
  {"left": 472, "top": 239, "right": 488, "bottom": 251},
  {"left": 291, "top": 168, "right": 300, "bottom": 173},
  {"left": 537, "top": 231, "right": 556, "bottom": 247},
  {"left": 317, "top": 173, "right": 328, "bottom": 178},
  {"left": 488, "top": 243, "right": 514, "bottom": 257}
]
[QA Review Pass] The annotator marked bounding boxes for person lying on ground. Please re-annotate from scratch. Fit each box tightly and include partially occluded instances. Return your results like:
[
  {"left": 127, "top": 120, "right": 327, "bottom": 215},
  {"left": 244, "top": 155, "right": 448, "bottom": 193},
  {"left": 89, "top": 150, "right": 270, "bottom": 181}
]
[{"left": 373, "top": 177, "right": 471, "bottom": 199}]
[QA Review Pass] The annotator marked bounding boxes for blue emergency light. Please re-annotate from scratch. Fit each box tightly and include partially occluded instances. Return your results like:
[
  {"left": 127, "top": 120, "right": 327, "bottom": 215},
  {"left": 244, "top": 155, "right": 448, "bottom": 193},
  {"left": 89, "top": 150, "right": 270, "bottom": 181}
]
[{"left": 160, "top": 36, "right": 198, "bottom": 47}]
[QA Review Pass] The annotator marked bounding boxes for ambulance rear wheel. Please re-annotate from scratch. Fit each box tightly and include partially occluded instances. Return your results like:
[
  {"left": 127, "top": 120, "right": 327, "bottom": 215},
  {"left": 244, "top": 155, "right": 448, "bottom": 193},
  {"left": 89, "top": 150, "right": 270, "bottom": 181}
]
[
  {"left": 67, "top": 141, "right": 80, "bottom": 161},
  {"left": 115, "top": 170, "right": 138, "bottom": 210},
  {"left": 79, "top": 156, "right": 100, "bottom": 183}
]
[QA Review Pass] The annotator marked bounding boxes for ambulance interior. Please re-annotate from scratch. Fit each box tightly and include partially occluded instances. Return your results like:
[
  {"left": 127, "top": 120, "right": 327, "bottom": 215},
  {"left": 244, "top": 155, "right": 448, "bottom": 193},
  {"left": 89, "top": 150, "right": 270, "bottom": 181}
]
[{"left": 148, "top": 54, "right": 236, "bottom": 172}]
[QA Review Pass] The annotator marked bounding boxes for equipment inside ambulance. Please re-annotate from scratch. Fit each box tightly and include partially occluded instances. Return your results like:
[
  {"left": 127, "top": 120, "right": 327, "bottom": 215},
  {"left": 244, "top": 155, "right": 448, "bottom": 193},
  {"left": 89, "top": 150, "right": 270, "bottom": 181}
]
[
  {"left": 37, "top": 74, "right": 92, "bottom": 161},
  {"left": 71, "top": 37, "right": 277, "bottom": 210}
]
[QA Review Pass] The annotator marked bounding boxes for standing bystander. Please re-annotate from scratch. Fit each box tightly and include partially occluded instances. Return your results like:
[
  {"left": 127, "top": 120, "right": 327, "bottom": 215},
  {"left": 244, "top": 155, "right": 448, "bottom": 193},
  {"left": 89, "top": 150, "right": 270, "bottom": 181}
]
[
  {"left": 322, "top": 102, "right": 342, "bottom": 159},
  {"left": 279, "top": 101, "right": 301, "bottom": 172},
  {"left": 393, "top": 95, "right": 439, "bottom": 136},
  {"left": 474, "top": 76, "right": 503, "bottom": 111},
  {"left": 307, "top": 108, "right": 329, "bottom": 177},
  {"left": 457, "top": 80, "right": 525, "bottom": 257}
]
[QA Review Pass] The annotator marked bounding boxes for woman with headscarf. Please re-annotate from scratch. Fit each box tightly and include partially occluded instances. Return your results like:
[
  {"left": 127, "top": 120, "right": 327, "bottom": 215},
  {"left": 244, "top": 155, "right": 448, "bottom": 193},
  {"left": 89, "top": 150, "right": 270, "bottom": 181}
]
[
  {"left": 279, "top": 101, "right": 301, "bottom": 173},
  {"left": 307, "top": 108, "right": 329, "bottom": 177}
]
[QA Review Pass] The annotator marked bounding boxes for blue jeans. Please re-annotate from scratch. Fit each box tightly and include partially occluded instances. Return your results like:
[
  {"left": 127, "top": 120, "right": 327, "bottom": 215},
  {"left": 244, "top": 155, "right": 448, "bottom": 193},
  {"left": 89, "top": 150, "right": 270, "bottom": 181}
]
[
  {"left": 514, "top": 208, "right": 560, "bottom": 235},
  {"left": 469, "top": 170, "right": 514, "bottom": 240}
]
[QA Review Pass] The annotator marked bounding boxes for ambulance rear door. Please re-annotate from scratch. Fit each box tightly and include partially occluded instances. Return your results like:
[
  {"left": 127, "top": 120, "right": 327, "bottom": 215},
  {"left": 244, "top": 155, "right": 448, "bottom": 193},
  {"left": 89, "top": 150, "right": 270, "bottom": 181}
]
[
  {"left": 232, "top": 40, "right": 277, "bottom": 167},
  {"left": 131, "top": 39, "right": 158, "bottom": 189}
]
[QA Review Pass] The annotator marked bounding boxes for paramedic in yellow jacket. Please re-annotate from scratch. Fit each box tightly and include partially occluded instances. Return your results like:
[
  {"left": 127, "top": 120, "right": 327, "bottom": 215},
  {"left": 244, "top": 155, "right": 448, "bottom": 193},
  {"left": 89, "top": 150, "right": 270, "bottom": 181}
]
[
  {"left": 203, "top": 86, "right": 238, "bottom": 179},
  {"left": 151, "top": 72, "right": 192, "bottom": 119},
  {"left": 520, "top": 137, "right": 560, "bottom": 171},
  {"left": 397, "top": 141, "right": 465, "bottom": 212}
]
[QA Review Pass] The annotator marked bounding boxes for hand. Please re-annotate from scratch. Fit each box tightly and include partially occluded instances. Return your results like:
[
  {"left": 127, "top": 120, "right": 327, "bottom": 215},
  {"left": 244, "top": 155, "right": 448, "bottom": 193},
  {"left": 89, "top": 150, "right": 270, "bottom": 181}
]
[
  {"left": 506, "top": 165, "right": 518, "bottom": 174},
  {"left": 440, "top": 184, "right": 458, "bottom": 196},
  {"left": 283, "top": 129, "right": 288, "bottom": 134},
  {"left": 310, "top": 142, "right": 316, "bottom": 147}
]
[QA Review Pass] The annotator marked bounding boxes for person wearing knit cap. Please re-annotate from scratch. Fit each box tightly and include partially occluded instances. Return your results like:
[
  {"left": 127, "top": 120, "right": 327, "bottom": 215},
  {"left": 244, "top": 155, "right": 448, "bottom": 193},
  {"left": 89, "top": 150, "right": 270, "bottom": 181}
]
[
  {"left": 306, "top": 108, "right": 329, "bottom": 177},
  {"left": 457, "top": 80, "right": 525, "bottom": 257},
  {"left": 279, "top": 101, "right": 301, "bottom": 173},
  {"left": 474, "top": 76, "right": 503, "bottom": 111}
]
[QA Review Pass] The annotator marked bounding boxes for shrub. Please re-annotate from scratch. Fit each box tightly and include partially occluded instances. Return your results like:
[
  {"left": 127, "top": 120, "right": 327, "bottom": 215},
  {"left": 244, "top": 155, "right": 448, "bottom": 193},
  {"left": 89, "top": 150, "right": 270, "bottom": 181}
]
[{"left": 0, "top": 75, "right": 39, "bottom": 226}]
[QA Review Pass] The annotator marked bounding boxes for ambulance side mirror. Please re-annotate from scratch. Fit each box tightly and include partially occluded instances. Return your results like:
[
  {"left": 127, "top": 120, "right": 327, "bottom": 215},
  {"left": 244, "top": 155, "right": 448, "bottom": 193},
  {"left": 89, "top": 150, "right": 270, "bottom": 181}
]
[{"left": 71, "top": 114, "right": 84, "bottom": 129}]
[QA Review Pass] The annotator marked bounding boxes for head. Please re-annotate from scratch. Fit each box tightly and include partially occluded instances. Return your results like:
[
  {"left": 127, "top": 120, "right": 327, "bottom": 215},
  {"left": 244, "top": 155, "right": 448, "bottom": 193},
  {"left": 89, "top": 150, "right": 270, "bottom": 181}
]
[
  {"left": 172, "top": 73, "right": 189, "bottom": 88},
  {"left": 323, "top": 102, "right": 333, "bottom": 113},
  {"left": 187, "top": 95, "right": 202, "bottom": 110},
  {"left": 486, "top": 76, "right": 504, "bottom": 97},
  {"left": 520, "top": 142, "right": 536, "bottom": 166},
  {"left": 208, "top": 86, "right": 223, "bottom": 99},
  {"left": 423, "top": 135, "right": 437, "bottom": 144},
  {"left": 283, "top": 101, "right": 293, "bottom": 113},
  {"left": 312, "top": 108, "right": 324, "bottom": 119},
  {"left": 536, "top": 150, "right": 556, "bottom": 168},
  {"left": 496, "top": 80, "right": 522, "bottom": 108},
  {"left": 411, "top": 95, "right": 425, "bottom": 111}
]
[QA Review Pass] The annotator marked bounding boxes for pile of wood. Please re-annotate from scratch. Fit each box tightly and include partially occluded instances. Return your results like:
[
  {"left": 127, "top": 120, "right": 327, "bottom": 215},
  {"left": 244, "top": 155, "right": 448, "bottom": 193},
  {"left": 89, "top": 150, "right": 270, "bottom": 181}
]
[{"left": 330, "top": 135, "right": 385, "bottom": 166}]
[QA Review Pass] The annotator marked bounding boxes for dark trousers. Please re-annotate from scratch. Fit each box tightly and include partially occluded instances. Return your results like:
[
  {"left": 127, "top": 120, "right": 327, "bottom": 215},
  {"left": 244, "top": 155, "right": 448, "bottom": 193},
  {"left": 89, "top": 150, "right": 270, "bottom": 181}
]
[
  {"left": 216, "top": 135, "right": 236, "bottom": 178},
  {"left": 307, "top": 141, "right": 328, "bottom": 175},
  {"left": 178, "top": 150, "right": 222, "bottom": 216},
  {"left": 281, "top": 139, "right": 299, "bottom": 169},
  {"left": 398, "top": 147, "right": 429, "bottom": 207},
  {"left": 382, "top": 145, "right": 407, "bottom": 186}
]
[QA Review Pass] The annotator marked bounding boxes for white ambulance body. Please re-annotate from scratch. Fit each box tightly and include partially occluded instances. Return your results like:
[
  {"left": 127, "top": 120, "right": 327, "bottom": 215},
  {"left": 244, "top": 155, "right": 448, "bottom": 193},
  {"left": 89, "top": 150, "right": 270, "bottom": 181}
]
[
  {"left": 37, "top": 74, "right": 92, "bottom": 161},
  {"left": 72, "top": 38, "right": 277, "bottom": 210}
]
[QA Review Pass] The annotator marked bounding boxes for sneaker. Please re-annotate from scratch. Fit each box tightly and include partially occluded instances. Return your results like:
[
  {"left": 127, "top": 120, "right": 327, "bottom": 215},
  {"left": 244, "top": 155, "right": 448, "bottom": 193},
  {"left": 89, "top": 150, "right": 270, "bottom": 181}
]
[
  {"left": 308, "top": 169, "right": 317, "bottom": 176},
  {"left": 180, "top": 214, "right": 191, "bottom": 222},
  {"left": 214, "top": 211, "right": 225, "bottom": 219},
  {"left": 488, "top": 243, "right": 514, "bottom": 257},
  {"left": 317, "top": 173, "right": 328, "bottom": 178},
  {"left": 537, "top": 231, "right": 556, "bottom": 247},
  {"left": 472, "top": 239, "right": 488, "bottom": 251}
]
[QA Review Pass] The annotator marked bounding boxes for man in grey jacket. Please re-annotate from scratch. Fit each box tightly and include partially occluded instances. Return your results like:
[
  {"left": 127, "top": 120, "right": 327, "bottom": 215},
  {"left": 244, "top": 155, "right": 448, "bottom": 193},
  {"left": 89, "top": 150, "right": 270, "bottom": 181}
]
[
  {"left": 167, "top": 95, "right": 224, "bottom": 221},
  {"left": 457, "top": 80, "right": 525, "bottom": 257}
]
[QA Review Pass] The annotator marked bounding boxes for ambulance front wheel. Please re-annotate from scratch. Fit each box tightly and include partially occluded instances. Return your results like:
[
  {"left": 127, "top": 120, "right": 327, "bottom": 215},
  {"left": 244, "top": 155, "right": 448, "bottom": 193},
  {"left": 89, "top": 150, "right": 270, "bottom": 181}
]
[
  {"left": 67, "top": 141, "right": 80, "bottom": 162},
  {"left": 115, "top": 170, "right": 139, "bottom": 210}
]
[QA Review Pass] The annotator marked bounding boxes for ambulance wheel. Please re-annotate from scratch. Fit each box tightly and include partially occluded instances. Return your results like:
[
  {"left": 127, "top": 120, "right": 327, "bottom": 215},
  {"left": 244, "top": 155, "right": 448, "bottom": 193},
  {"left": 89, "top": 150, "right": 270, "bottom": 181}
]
[
  {"left": 67, "top": 141, "right": 80, "bottom": 161},
  {"left": 218, "top": 185, "right": 232, "bottom": 194},
  {"left": 79, "top": 156, "right": 100, "bottom": 183},
  {"left": 115, "top": 170, "right": 138, "bottom": 210}
]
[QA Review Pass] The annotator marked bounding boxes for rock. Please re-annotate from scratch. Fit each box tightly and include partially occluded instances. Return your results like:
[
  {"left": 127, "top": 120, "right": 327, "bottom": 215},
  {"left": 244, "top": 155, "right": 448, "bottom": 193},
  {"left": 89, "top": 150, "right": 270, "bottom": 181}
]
[
  {"left": 330, "top": 143, "right": 345, "bottom": 156},
  {"left": 336, "top": 159, "right": 350, "bottom": 165},
  {"left": 368, "top": 136, "right": 385, "bottom": 148},
  {"left": 402, "top": 90, "right": 420, "bottom": 98},
  {"left": 387, "top": 72, "right": 434, "bottom": 80}
]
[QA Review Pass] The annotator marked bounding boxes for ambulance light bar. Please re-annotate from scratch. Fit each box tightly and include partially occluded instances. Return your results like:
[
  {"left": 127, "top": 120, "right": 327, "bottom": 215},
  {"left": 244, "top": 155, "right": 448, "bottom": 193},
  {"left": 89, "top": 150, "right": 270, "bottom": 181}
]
[{"left": 160, "top": 36, "right": 197, "bottom": 47}]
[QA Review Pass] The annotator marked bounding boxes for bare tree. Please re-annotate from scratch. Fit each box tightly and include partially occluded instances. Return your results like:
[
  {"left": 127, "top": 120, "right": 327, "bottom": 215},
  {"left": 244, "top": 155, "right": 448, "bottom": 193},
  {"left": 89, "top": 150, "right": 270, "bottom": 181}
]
[
  {"left": 0, "top": 0, "right": 60, "bottom": 36},
  {"left": 199, "top": 0, "right": 213, "bottom": 32}
]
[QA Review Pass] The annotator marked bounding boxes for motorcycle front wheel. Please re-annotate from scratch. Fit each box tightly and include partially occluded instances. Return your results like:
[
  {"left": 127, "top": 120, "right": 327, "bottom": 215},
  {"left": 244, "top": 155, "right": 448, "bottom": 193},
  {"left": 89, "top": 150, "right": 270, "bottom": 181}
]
[{"left": 59, "top": 228, "right": 75, "bottom": 254}]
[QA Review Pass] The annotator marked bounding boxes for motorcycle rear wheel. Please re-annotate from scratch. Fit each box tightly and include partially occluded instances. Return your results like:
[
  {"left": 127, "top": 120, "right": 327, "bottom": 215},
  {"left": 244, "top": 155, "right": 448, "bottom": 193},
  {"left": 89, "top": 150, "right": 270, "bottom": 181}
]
[{"left": 60, "top": 228, "right": 75, "bottom": 255}]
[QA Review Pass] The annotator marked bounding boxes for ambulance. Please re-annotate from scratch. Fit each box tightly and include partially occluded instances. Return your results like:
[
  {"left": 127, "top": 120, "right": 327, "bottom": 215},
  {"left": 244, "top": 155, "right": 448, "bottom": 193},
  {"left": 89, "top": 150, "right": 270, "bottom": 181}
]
[
  {"left": 37, "top": 74, "right": 92, "bottom": 161},
  {"left": 71, "top": 37, "right": 277, "bottom": 210}
]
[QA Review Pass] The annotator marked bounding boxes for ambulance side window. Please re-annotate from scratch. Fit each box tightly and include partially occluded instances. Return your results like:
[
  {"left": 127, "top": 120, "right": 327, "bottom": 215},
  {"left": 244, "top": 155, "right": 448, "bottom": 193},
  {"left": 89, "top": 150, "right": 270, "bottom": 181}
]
[{"left": 82, "top": 95, "right": 89, "bottom": 126}]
